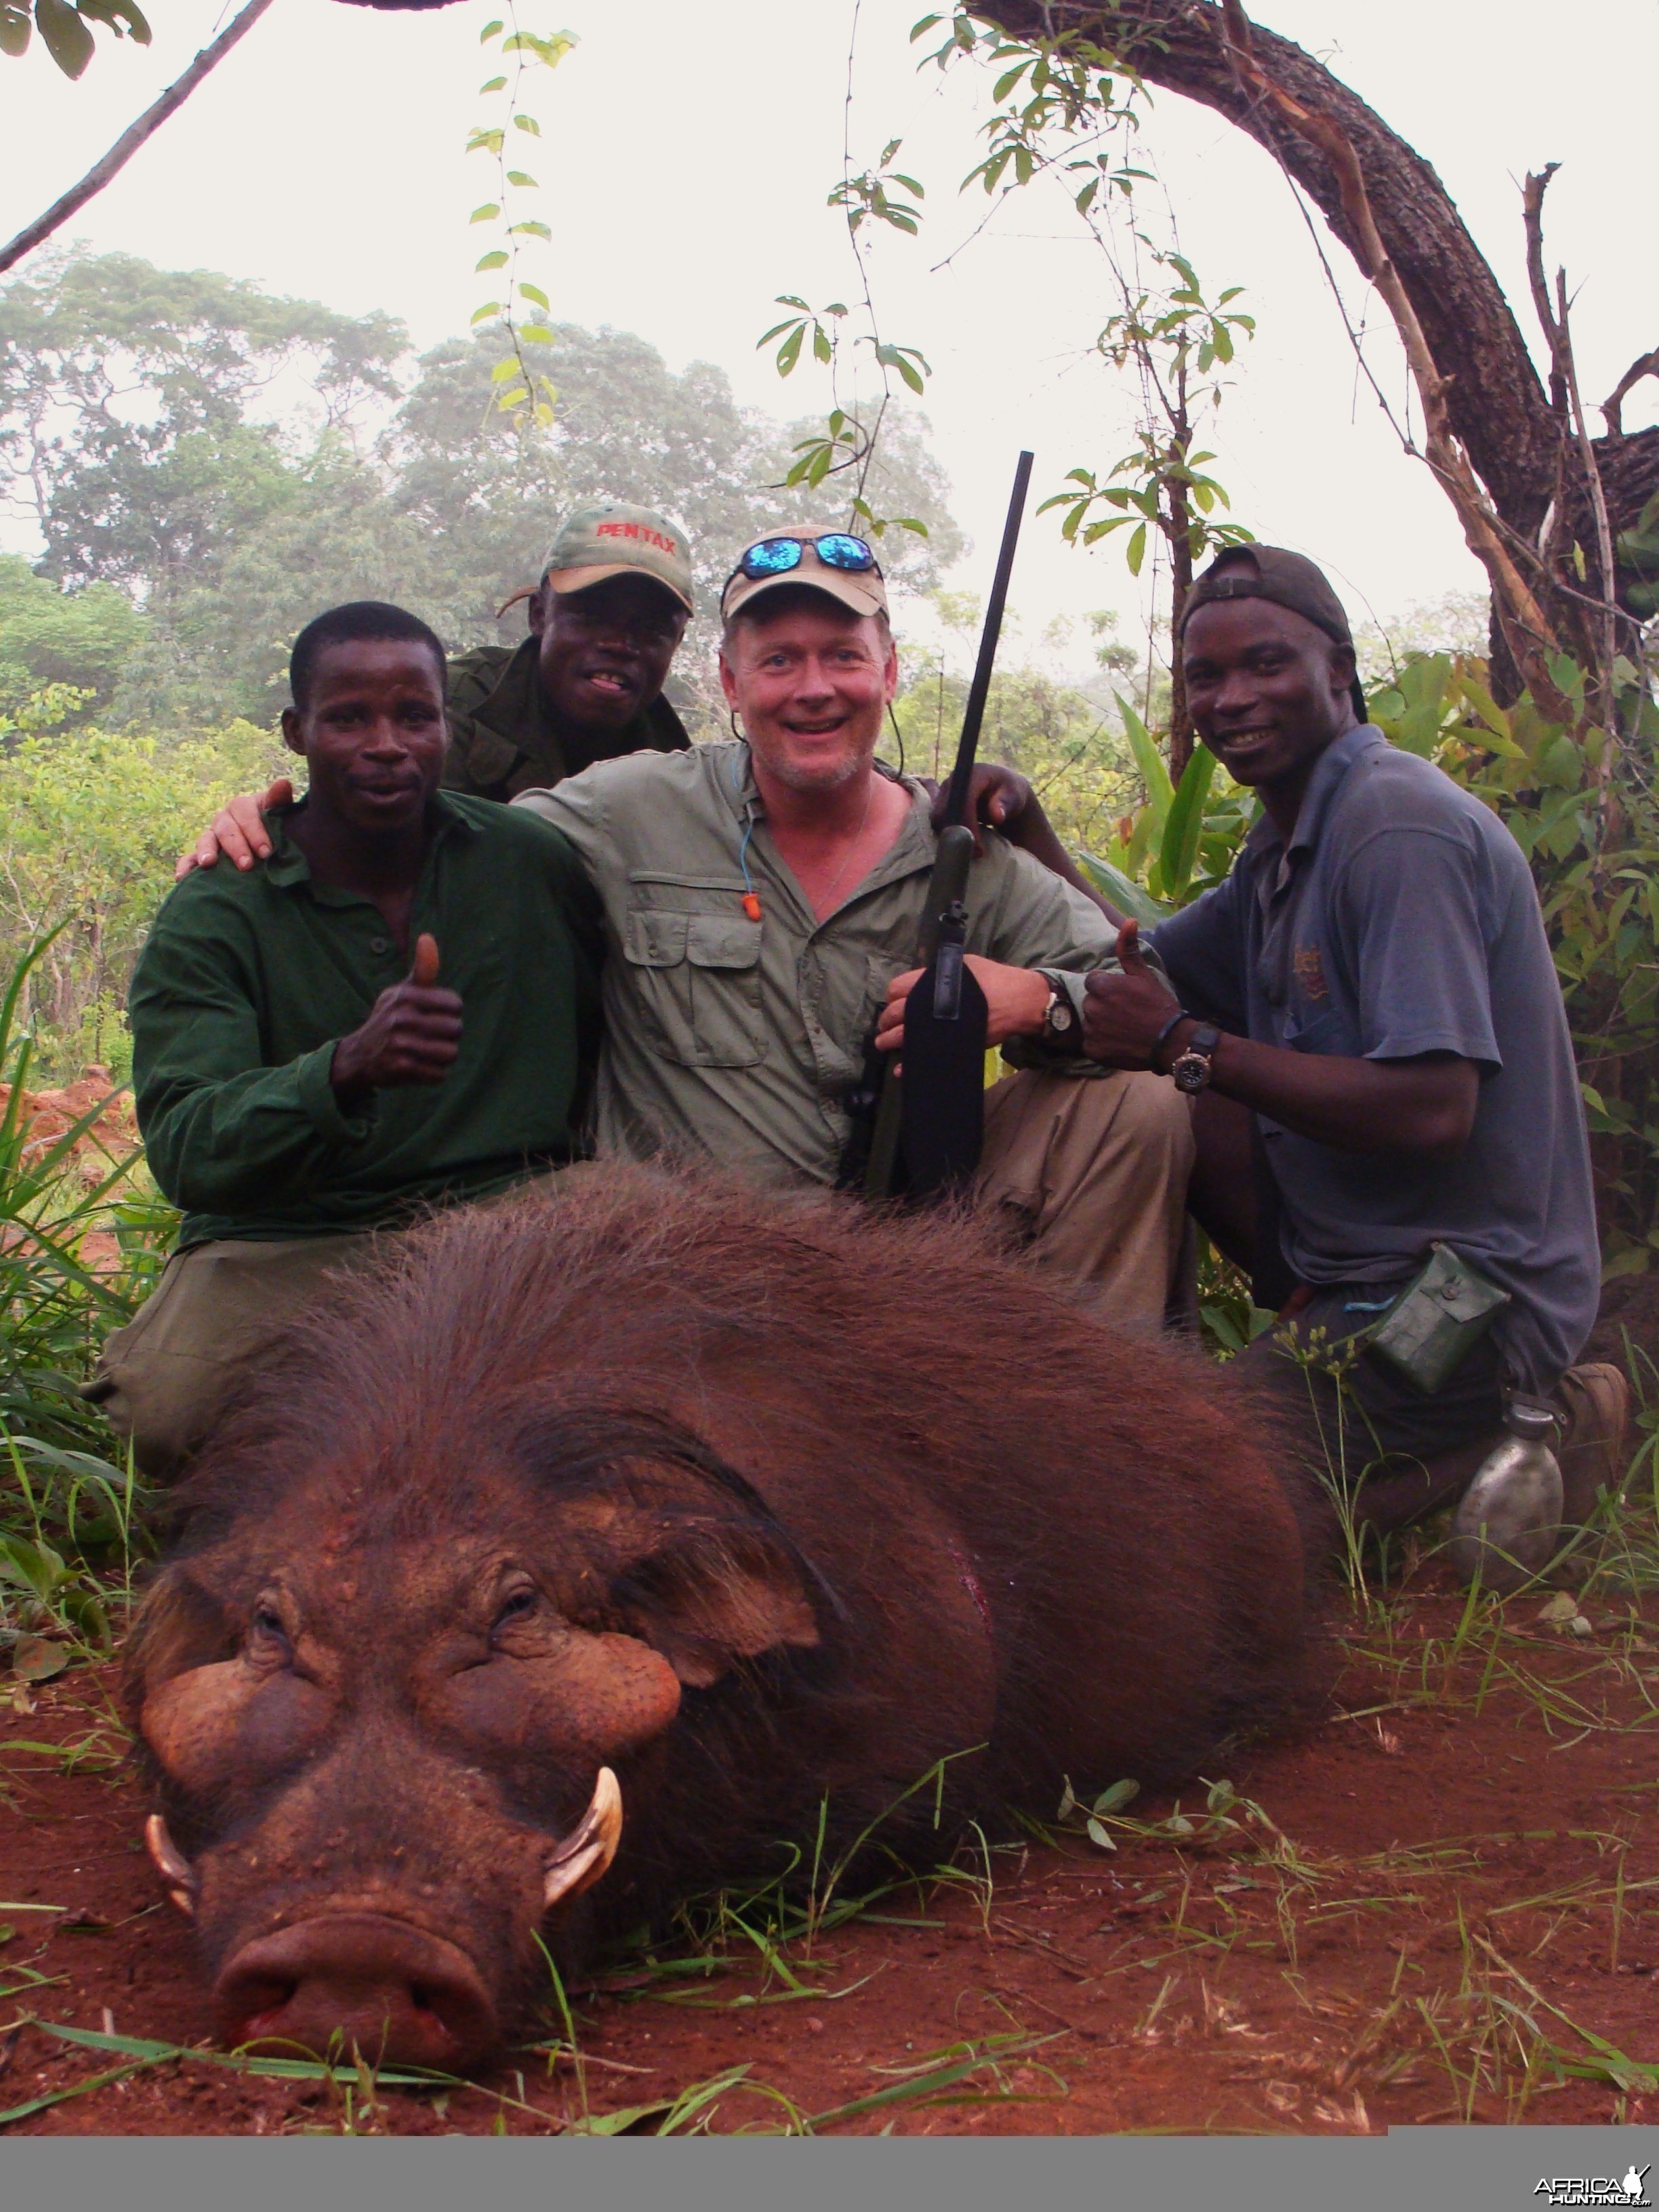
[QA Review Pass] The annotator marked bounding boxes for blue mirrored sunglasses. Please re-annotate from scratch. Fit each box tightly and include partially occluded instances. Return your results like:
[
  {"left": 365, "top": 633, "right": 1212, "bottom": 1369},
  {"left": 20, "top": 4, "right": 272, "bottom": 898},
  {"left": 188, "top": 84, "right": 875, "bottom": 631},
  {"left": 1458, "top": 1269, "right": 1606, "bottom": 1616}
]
[{"left": 729, "top": 533, "right": 881, "bottom": 586}]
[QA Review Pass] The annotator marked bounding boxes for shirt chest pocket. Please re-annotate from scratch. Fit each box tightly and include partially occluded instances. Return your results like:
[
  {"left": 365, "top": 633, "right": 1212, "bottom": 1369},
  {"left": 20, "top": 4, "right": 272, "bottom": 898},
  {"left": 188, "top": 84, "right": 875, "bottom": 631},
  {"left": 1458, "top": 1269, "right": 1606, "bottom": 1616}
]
[{"left": 621, "top": 906, "right": 766, "bottom": 1068}]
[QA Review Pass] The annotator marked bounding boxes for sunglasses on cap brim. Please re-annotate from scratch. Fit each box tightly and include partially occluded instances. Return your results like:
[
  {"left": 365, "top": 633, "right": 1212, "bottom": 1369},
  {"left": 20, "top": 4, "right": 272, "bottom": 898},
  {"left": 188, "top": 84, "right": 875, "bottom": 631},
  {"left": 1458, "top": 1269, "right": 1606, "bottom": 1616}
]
[{"left": 726, "top": 534, "right": 882, "bottom": 589}]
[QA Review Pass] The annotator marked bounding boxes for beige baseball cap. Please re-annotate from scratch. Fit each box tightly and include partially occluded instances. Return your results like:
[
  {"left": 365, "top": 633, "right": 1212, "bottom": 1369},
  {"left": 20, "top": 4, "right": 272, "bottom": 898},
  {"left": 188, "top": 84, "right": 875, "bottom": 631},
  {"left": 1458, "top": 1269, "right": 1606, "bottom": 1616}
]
[
  {"left": 720, "top": 531, "right": 888, "bottom": 625},
  {"left": 542, "top": 502, "right": 695, "bottom": 613}
]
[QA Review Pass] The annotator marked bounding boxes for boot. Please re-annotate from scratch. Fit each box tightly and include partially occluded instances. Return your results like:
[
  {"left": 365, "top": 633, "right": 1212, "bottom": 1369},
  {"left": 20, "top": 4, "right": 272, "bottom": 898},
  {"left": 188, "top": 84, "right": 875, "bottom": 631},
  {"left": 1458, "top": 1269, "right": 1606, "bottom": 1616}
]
[{"left": 1554, "top": 1362, "right": 1632, "bottom": 1526}]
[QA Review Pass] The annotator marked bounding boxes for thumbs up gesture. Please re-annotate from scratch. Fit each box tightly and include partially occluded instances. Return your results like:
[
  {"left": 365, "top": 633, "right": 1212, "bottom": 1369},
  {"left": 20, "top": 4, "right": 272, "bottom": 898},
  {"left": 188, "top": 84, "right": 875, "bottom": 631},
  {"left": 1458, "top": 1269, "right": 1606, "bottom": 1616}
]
[
  {"left": 329, "top": 931, "right": 464, "bottom": 1107},
  {"left": 1080, "top": 919, "right": 1188, "bottom": 1070}
]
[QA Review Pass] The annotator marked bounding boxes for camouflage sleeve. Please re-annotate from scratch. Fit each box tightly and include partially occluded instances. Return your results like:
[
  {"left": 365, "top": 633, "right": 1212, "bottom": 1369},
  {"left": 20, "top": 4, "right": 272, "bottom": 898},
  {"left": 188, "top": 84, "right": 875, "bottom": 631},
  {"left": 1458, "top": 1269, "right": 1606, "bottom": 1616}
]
[{"left": 441, "top": 650, "right": 512, "bottom": 800}]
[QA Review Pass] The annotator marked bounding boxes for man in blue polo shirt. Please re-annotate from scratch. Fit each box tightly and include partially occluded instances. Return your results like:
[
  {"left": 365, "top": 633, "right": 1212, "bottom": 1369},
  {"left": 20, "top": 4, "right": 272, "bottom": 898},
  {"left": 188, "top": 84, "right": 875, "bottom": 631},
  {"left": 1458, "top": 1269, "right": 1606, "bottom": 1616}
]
[{"left": 1012, "top": 545, "right": 1623, "bottom": 1584}]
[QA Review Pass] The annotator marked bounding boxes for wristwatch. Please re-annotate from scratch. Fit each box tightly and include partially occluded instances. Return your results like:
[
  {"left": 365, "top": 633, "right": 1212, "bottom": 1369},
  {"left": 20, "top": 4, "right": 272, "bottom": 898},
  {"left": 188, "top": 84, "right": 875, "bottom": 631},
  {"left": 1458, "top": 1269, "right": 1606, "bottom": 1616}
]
[
  {"left": 1168, "top": 1022, "right": 1221, "bottom": 1094},
  {"left": 1040, "top": 982, "right": 1077, "bottom": 1046}
]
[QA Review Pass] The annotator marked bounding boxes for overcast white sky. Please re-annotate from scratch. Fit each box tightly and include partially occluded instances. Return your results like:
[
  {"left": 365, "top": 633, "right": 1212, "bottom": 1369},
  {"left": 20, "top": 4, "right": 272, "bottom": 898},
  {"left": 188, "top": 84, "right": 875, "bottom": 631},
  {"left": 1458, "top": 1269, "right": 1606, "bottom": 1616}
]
[{"left": 3, "top": 0, "right": 1655, "bottom": 666}]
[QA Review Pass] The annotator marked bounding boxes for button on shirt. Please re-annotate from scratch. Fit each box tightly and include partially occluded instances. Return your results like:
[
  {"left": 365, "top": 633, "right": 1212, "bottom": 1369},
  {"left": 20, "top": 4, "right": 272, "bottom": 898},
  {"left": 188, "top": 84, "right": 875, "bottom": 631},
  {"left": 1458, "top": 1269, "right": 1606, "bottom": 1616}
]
[
  {"left": 514, "top": 739, "right": 1120, "bottom": 1189},
  {"left": 131, "top": 792, "right": 603, "bottom": 1249},
  {"left": 1149, "top": 724, "right": 1599, "bottom": 1393}
]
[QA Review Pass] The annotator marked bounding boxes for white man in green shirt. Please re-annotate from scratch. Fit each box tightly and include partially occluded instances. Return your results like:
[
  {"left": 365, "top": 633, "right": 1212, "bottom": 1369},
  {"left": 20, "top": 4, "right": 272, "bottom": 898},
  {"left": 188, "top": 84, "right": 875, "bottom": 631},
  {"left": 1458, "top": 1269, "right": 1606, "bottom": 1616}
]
[{"left": 188, "top": 533, "right": 1193, "bottom": 1328}]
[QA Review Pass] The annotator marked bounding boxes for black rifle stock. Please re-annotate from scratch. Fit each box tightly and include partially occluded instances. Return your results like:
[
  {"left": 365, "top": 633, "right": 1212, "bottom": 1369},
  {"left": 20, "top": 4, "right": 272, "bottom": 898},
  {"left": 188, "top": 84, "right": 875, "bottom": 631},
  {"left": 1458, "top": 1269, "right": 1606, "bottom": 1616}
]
[{"left": 840, "top": 451, "right": 1035, "bottom": 1200}]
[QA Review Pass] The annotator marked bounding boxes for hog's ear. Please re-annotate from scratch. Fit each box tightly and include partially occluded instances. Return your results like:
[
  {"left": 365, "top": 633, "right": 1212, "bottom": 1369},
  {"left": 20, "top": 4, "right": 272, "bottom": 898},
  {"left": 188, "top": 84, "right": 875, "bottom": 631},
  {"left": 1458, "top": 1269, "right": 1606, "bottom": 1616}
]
[{"left": 613, "top": 1529, "right": 823, "bottom": 1691}]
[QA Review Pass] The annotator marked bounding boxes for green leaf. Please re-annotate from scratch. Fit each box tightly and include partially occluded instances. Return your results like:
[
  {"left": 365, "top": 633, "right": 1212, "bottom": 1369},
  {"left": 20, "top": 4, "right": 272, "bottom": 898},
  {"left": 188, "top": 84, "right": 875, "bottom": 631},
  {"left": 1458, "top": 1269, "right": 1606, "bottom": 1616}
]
[
  {"left": 513, "top": 112, "right": 541, "bottom": 135},
  {"left": 506, "top": 169, "right": 537, "bottom": 188},
  {"left": 34, "top": 0, "right": 94, "bottom": 78},
  {"left": 474, "top": 251, "right": 509, "bottom": 272},
  {"left": 478, "top": 73, "right": 506, "bottom": 91},
  {"left": 14, "top": 1634, "right": 68, "bottom": 1683},
  {"left": 490, "top": 354, "right": 525, "bottom": 382},
  {"left": 1076, "top": 852, "right": 1168, "bottom": 928},
  {"left": 1116, "top": 694, "right": 1174, "bottom": 838},
  {"left": 469, "top": 203, "right": 500, "bottom": 224},
  {"left": 1158, "top": 745, "right": 1217, "bottom": 903},
  {"left": 1084, "top": 1816, "right": 1117, "bottom": 1851},
  {"left": 1093, "top": 1778, "right": 1141, "bottom": 1816},
  {"left": 507, "top": 220, "right": 552, "bottom": 241},
  {"left": 73, "top": 0, "right": 148, "bottom": 39},
  {"left": 470, "top": 302, "right": 502, "bottom": 325},
  {"left": 517, "top": 324, "right": 554, "bottom": 344},
  {"left": 519, "top": 282, "right": 550, "bottom": 309},
  {"left": 1125, "top": 519, "right": 1147, "bottom": 575},
  {"left": 479, "top": 17, "right": 504, "bottom": 37}
]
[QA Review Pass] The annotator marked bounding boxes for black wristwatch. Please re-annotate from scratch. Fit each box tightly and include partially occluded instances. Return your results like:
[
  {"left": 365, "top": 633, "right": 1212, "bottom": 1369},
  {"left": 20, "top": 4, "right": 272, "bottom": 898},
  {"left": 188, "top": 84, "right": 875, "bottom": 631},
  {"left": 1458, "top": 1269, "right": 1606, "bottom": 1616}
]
[{"left": 1168, "top": 1022, "right": 1221, "bottom": 1094}]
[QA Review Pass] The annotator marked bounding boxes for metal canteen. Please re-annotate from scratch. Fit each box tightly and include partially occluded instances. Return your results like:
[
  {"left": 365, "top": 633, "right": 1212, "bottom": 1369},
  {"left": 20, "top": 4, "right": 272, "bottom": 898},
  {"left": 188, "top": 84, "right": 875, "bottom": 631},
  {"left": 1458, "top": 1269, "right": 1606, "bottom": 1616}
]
[{"left": 1447, "top": 1407, "right": 1563, "bottom": 1592}]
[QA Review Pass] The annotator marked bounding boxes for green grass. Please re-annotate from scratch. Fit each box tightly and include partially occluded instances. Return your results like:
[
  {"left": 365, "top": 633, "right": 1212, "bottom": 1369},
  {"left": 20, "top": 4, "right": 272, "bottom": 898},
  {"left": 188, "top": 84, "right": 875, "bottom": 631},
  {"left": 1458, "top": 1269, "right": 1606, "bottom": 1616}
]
[{"left": 0, "top": 936, "right": 177, "bottom": 1681}]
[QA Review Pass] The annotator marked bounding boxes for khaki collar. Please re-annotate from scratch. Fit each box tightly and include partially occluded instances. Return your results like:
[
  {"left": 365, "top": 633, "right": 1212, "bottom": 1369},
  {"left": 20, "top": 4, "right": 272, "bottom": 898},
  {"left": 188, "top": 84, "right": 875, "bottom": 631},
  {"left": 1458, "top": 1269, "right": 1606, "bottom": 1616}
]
[{"left": 714, "top": 740, "right": 939, "bottom": 894}]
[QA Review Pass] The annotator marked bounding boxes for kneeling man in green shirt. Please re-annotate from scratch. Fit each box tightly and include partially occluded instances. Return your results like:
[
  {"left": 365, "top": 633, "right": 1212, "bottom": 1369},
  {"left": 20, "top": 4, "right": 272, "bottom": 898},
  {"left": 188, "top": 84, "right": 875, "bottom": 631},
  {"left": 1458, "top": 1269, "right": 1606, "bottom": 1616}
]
[{"left": 85, "top": 599, "right": 601, "bottom": 1477}]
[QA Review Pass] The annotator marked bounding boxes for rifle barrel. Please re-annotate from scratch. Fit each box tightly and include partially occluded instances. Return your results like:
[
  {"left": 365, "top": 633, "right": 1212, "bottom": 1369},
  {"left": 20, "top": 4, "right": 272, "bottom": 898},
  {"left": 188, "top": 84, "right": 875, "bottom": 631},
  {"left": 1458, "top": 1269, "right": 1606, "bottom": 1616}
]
[{"left": 942, "top": 449, "right": 1034, "bottom": 829}]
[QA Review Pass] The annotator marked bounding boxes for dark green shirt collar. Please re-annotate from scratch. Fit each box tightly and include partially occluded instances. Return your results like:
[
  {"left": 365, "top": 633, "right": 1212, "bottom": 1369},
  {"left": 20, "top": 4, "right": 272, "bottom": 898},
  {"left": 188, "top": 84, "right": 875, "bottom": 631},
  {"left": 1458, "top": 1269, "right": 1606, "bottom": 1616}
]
[{"left": 261, "top": 789, "right": 480, "bottom": 890}]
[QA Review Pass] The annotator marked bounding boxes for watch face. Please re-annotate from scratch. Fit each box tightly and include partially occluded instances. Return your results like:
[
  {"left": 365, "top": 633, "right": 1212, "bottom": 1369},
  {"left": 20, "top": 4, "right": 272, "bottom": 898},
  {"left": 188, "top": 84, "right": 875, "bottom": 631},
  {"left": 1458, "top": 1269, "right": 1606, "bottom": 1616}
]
[
  {"left": 1171, "top": 1050, "right": 1211, "bottom": 1095},
  {"left": 1048, "top": 1000, "right": 1075, "bottom": 1033}
]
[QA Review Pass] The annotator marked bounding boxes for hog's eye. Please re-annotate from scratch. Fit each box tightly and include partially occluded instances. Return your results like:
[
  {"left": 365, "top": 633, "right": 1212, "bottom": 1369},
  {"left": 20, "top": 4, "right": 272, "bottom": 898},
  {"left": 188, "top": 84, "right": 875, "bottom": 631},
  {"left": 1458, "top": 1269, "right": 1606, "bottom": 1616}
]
[
  {"left": 491, "top": 1585, "right": 539, "bottom": 1638},
  {"left": 249, "top": 1602, "right": 290, "bottom": 1653}
]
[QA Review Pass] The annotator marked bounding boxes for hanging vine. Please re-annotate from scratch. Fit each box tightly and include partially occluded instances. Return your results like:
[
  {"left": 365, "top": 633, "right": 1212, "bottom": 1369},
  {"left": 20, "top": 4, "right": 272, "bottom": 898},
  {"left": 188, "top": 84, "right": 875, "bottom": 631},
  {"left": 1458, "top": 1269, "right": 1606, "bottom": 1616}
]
[{"left": 466, "top": 5, "right": 575, "bottom": 435}]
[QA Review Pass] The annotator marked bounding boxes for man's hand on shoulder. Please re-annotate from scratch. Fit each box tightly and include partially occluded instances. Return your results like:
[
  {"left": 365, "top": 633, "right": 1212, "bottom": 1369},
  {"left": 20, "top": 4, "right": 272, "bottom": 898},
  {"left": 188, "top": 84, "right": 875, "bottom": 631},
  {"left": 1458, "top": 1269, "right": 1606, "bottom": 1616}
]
[
  {"left": 924, "top": 763, "right": 1035, "bottom": 857},
  {"left": 329, "top": 934, "right": 463, "bottom": 1108},
  {"left": 1081, "top": 922, "right": 1182, "bottom": 1069},
  {"left": 174, "top": 779, "right": 291, "bottom": 880}
]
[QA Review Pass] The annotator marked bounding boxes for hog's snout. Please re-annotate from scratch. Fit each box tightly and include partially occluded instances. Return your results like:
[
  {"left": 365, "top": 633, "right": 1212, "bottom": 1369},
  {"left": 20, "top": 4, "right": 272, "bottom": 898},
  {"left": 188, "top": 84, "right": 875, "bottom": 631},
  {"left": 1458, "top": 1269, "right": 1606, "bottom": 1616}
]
[{"left": 214, "top": 1912, "right": 497, "bottom": 2069}]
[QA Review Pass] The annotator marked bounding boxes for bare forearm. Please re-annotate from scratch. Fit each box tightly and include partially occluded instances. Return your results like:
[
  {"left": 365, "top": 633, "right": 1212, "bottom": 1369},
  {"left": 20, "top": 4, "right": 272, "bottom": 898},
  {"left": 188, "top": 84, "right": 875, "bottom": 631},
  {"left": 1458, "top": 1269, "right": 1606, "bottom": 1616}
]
[{"left": 1179, "top": 1023, "right": 1476, "bottom": 1158}]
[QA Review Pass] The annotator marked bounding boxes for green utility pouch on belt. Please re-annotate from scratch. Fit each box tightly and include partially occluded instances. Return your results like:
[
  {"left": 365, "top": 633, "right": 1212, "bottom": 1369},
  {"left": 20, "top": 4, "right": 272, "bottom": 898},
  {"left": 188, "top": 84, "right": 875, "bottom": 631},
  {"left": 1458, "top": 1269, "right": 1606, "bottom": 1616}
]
[{"left": 1363, "top": 1244, "right": 1511, "bottom": 1396}]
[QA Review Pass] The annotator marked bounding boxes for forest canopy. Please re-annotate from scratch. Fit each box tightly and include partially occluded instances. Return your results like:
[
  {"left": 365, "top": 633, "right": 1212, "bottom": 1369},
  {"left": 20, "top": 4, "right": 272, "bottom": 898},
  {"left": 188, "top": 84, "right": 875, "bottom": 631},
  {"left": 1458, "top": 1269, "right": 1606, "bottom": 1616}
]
[{"left": 0, "top": 247, "right": 964, "bottom": 731}]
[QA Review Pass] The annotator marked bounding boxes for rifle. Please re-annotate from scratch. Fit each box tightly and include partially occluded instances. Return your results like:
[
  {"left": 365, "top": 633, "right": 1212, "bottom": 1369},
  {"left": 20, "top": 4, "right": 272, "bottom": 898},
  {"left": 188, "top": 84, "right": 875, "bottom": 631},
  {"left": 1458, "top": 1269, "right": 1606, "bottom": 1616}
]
[{"left": 838, "top": 450, "right": 1036, "bottom": 1201}]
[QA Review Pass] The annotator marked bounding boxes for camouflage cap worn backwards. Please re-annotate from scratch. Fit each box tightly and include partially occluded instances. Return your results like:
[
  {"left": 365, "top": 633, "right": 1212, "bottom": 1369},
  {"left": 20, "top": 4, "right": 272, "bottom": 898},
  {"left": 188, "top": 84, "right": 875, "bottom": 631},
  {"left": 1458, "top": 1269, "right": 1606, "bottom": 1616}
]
[{"left": 543, "top": 502, "right": 695, "bottom": 614}]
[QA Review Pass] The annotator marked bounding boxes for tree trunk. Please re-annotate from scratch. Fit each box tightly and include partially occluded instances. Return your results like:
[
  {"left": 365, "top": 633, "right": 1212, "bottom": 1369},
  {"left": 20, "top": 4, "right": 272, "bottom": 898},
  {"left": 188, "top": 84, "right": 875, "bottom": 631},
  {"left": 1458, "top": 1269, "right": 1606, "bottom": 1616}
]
[
  {"left": 1165, "top": 468, "right": 1194, "bottom": 779},
  {"left": 989, "top": 2, "right": 1659, "bottom": 625}
]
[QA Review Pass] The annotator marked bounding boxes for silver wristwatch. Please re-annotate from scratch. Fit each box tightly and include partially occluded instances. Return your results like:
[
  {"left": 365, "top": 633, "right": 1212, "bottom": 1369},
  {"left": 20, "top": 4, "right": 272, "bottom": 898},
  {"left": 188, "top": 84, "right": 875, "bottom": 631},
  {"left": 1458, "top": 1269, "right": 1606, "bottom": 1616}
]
[{"left": 1040, "top": 982, "right": 1077, "bottom": 1046}]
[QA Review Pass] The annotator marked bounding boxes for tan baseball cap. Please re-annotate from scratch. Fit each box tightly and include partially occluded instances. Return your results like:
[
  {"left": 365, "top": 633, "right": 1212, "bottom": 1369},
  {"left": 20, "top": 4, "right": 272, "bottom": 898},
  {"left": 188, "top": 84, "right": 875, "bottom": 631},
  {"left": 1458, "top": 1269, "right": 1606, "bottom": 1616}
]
[
  {"left": 542, "top": 502, "right": 695, "bottom": 613},
  {"left": 720, "top": 531, "right": 888, "bottom": 625}
]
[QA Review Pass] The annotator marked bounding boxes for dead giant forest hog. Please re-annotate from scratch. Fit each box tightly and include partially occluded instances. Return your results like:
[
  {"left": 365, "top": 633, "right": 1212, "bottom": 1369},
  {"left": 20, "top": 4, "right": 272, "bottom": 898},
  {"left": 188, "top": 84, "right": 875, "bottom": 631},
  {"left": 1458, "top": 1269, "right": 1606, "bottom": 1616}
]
[{"left": 125, "top": 1168, "right": 1321, "bottom": 2068}]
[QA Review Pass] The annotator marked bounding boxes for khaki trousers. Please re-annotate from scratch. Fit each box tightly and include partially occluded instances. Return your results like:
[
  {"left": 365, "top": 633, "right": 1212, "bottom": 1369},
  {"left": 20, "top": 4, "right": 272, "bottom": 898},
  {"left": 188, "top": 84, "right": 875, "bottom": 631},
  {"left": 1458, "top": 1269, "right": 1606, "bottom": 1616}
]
[
  {"left": 84, "top": 1229, "right": 397, "bottom": 1482},
  {"left": 977, "top": 1066, "right": 1195, "bottom": 1332},
  {"left": 83, "top": 1176, "right": 564, "bottom": 1483}
]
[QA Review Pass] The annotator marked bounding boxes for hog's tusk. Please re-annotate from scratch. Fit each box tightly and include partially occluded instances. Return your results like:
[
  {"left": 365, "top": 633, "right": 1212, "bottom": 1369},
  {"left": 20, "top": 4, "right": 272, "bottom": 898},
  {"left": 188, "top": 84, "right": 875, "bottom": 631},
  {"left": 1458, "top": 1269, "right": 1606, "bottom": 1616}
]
[
  {"left": 542, "top": 1767, "right": 623, "bottom": 1912},
  {"left": 144, "top": 1813, "right": 199, "bottom": 1919}
]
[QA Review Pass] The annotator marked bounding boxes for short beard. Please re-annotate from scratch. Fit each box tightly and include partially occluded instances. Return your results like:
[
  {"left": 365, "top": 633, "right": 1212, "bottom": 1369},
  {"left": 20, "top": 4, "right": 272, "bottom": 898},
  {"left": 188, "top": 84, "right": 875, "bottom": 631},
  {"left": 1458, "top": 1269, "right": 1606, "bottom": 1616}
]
[{"left": 747, "top": 728, "right": 872, "bottom": 796}]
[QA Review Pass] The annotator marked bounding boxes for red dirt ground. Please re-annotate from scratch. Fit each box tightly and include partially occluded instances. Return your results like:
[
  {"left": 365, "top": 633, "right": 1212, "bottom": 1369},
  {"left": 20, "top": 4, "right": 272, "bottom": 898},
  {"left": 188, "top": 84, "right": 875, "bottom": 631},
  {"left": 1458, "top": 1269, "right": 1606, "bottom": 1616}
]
[{"left": 7, "top": 1555, "right": 1659, "bottom": 2137}]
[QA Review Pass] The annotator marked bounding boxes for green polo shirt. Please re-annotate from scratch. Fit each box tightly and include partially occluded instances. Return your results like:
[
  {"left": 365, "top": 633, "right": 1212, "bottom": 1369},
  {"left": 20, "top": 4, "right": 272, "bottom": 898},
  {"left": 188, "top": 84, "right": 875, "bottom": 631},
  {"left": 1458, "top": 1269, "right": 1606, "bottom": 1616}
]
[
  {"left": 443, "top": 636, "right": 691, "bottom": 801},
  {"left": 130, "top": 792, "right": 603, "bottom": 1250}
]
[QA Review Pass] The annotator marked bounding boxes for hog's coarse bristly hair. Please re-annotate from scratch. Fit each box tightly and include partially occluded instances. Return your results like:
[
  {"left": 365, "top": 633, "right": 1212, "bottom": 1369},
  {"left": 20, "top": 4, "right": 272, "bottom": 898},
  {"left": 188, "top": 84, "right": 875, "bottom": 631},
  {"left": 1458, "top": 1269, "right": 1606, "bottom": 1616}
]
[{"left": 160, "top": 1166, "right": 1323, "bottom": 1868}]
